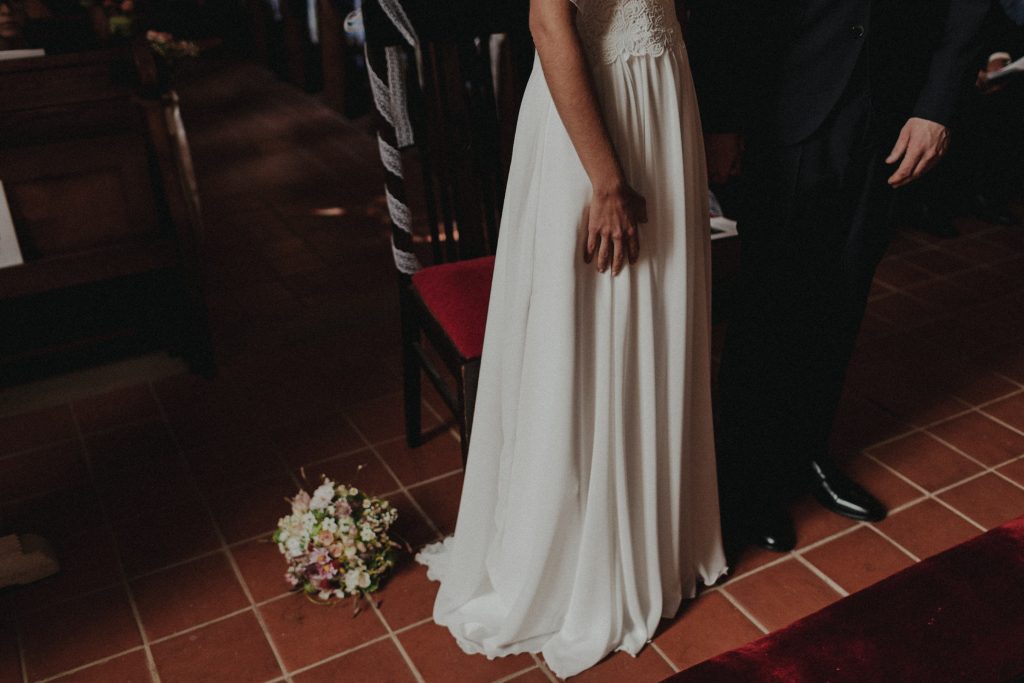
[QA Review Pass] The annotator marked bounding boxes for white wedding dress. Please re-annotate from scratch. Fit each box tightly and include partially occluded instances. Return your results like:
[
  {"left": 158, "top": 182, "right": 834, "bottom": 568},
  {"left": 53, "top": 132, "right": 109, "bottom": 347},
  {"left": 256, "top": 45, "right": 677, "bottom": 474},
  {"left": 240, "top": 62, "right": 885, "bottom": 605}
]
[{"left": 416, "top": 0, "right": 727, "bottom": 678}]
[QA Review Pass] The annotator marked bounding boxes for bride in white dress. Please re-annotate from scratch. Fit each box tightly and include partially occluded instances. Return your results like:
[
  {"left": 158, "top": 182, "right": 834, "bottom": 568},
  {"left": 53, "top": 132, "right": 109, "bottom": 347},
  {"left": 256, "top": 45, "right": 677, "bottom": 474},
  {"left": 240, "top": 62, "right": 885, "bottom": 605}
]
[{"left": 416, "top": 0, "right": 727, "bottom": 677}]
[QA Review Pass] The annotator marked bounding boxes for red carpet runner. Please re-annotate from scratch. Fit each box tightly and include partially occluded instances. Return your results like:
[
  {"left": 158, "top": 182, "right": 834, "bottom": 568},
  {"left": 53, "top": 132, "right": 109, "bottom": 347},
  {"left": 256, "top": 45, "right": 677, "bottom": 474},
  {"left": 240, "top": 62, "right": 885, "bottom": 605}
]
[{"left": 666, "top": 516, "right": 1024, "bottom": 682}]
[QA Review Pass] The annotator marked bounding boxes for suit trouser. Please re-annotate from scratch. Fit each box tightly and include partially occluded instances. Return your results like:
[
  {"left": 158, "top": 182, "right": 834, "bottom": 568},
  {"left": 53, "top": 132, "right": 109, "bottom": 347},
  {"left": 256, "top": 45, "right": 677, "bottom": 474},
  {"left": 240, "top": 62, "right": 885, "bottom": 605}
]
[{"left": 715, "top": 80, "right": 897, "bottom": 513}]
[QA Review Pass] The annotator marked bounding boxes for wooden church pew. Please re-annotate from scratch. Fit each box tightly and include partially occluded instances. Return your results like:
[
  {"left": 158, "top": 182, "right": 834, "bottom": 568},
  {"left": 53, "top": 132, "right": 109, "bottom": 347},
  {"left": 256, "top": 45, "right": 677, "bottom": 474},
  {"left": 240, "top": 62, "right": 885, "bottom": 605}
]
[{"left": 0, "top": 43, "right": 214, "bottom": 378}]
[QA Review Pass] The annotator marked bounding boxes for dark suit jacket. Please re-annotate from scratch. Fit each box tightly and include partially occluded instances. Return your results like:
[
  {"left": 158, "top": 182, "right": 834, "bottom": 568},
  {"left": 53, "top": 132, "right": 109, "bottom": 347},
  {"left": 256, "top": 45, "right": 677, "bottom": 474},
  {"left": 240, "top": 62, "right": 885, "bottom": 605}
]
[{"left": 687, "top": 0, "right": 990, "bottom": 145}]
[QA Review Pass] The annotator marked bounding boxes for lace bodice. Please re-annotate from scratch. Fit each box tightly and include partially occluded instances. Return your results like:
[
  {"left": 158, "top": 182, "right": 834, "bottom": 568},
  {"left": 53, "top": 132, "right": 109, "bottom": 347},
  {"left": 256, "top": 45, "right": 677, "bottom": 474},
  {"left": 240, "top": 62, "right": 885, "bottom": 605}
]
[{"left": 570, "top": 0, "right": 679, "bottom": 65}]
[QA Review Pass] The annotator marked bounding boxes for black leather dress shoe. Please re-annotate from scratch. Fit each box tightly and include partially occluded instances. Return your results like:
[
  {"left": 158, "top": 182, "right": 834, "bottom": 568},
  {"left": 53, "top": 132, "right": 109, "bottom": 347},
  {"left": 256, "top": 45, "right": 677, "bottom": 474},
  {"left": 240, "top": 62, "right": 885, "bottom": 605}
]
[
  {"left": 741, "top": 505, "right": 796, "bottom": 553},
  {"left": 810, "top": 459, "right": 887, "bottom": 522}
]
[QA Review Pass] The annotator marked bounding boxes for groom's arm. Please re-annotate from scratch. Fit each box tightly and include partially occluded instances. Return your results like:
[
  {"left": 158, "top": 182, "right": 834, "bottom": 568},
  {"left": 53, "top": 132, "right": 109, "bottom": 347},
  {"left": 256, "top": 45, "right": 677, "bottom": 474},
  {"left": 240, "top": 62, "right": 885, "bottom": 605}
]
[
  {"left": 911, "top": 0, "right": 991, "bottom": 126},
  {"left": 886, "top": 0, "right": 990, "bottom": 187}
]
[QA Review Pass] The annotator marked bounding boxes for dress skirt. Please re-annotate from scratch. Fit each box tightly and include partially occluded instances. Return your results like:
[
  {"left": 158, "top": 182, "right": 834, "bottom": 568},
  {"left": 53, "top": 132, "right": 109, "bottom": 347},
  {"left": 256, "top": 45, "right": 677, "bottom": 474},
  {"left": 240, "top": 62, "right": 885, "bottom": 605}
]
[{"left": 416, "top": 42, "right": 727, "bottom": 680}]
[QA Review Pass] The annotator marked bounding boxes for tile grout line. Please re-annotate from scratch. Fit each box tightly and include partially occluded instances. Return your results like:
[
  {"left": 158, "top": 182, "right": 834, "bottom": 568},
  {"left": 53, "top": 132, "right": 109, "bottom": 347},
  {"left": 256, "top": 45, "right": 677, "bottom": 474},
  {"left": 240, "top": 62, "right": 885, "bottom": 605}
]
[
  {"left": 716, "top": 587, "right": 769, "bottom": 635},
  {"left": 862, "top": 524, "right": 921, "bottom": 563},
  {"left": 147, "top": 606, "right": 252, "bottom": 646},
  {"left": 66, "top": 395, "right": 163, "bottom": 683},
  {"left": 924, "top": 427, "right": 1019, "bottom": 475},
  {"left": 492, "top": 665, "right": 546, "bottom": 682},
  {"left": 404, "top": 469, "right": 464, "bottom": 493},
  {"left": 990, "top": 464, "right": 1024, "bottom": 495},
  {"left": 343, "top": 414, "right": 446, "bottom": 542},
  {"left": 718, "top": 521, "right": 865, "bottom": 592},
  {"left": 850, "top": 384, "right": 1024, "bottom": 458},
  {"left": 861, "top": 452, "right": 990, "bottom": 531},
  {"left": 530, "top": 654, "right": 558, "bottom": 682},
  {"left": 976, "top": 403, "right": 1024, "bottom": 439},
  {"left": 648, "top": 641, "right": 680, "bottom": 674},
  {"left": 861, "top": 452, "right": 931, "bottom": 496},
  {"left": 708, "top": 551, "right": 793, "bottom": 588},
  {"left": 148, "top": 382, "right": 295, "bottom": 683},
  {"left": 368, "top": 600, "right": 426, "bottom": 683},
  {"left": 31, "top": 646, "right": 147, "bottom": 683},
  {"left": 277, "top": 631, "right": 395, "bottom": 679},
  {"left": 873, "top": 418, "right": 1024, "bottom": 527},
  {"left": 792, "top": 524, "right": 864, "bottom": 556},
  {"left": 791, "top": 554, "right": 849, "bottom": 598}
]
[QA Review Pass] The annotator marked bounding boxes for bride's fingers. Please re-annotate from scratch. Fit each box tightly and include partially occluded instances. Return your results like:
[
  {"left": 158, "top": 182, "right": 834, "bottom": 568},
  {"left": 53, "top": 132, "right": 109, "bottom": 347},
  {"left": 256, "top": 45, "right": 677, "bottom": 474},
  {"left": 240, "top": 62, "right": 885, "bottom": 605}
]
[
  {"left": 596, "top": 233, "right": 610, "bottom": 273},
  {"left": 627, "top": 223, "right": 639, "bottom": 264},
  {"left": 583, "top": 227, "right": 596, "bottom": 264},
  {"left": 612, "top": 232, "right": 625, "bottom": 276}
]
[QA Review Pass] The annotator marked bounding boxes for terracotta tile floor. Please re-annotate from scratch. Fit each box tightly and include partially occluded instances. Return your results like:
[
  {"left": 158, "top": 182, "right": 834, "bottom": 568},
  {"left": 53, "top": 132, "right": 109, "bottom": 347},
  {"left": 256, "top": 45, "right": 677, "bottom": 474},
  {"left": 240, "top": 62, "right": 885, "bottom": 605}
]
[{"left": 1, "top": 59, "right": 1024, "bottom": 682}]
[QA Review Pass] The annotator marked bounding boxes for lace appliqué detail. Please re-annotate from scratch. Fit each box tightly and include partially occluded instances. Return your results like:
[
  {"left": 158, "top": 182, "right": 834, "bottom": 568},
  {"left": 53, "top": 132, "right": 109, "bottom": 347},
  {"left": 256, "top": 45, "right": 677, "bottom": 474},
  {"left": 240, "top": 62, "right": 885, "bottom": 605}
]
[{"left": 573, "top": 0, "right": 678, "bottom": 65}]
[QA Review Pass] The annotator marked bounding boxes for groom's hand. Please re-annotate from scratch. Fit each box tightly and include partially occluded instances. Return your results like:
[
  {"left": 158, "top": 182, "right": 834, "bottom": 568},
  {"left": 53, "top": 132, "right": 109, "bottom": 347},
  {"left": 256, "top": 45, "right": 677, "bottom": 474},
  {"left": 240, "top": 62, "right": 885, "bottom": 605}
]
[
  {"left": 885, "top": 117, "right": 950, "bottom": 188},
  {"left": 705, "top": 133, "right": 745, "bottom": 185}
]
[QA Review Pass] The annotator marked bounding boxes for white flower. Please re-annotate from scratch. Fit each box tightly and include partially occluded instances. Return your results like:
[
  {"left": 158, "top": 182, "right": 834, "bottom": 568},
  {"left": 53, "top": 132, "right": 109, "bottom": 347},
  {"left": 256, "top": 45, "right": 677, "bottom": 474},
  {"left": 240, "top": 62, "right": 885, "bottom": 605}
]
[
  {"left": 310, "top": 482, "right": 335, "bottom": 510},
  {"left": 320, "top": 517, "right": 338, "bottom": 534},
  {"left": 344, "top": 569, "right": 361, "bottom": 593},
  {"left": 317, "top": 590, "right": 332, "bottom": 601},
  {"left": 344, "top": 545, "right": 358, "bottom": 559},
  {"left": 285, "top": 537, "right": 304, "bottom": 557},
  {"left": 359, "top": 526, "right": 376, "bottom": 542},
  {"left": 357, "top": 570, "right": 371, "bottom": 589}
]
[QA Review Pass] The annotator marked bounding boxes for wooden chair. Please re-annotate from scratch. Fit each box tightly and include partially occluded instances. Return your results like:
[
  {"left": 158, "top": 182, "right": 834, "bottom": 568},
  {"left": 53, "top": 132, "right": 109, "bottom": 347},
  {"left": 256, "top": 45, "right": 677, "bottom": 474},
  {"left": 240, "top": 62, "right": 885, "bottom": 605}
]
[{"left": 361, "top": 0, "right": 532, "bottom": 462}]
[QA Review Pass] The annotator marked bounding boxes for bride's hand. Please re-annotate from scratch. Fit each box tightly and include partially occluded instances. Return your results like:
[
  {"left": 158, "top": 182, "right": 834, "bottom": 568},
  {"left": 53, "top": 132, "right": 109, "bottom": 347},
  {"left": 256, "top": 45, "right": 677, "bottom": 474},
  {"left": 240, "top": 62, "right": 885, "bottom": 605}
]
[{"left": 583, "top": 181, "right": 647, "bottom": 276}]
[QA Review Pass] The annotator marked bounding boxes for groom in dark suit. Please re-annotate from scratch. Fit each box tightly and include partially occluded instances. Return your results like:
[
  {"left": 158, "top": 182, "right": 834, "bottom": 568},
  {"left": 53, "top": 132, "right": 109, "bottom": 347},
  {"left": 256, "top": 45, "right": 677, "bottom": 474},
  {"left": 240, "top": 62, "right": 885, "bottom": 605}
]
[{"left": 688, "top": 0, "right": 990, "bottom": 551}]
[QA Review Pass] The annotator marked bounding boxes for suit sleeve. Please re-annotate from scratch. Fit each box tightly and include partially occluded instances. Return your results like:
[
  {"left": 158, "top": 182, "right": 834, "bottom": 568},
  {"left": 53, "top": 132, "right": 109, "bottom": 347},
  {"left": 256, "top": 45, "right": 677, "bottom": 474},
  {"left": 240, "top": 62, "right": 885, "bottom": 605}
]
[{"left": 912, "top": 0, "right": 991, "bottom": 125}]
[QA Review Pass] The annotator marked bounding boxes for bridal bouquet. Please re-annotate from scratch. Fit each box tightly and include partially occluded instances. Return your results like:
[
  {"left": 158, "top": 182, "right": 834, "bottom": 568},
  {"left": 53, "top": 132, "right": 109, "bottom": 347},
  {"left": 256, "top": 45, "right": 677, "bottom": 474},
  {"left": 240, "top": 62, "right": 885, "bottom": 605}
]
[{"left": 274, "top": 478, "right": 399, "bottom": 603}]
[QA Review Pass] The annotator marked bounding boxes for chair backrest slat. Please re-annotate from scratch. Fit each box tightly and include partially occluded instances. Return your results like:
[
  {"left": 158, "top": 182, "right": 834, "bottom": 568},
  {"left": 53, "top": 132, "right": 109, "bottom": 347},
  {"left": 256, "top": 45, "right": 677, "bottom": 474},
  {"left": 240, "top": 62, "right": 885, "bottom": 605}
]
[{"left": 362, "top": 0, "right": 532, "bottom": 273}]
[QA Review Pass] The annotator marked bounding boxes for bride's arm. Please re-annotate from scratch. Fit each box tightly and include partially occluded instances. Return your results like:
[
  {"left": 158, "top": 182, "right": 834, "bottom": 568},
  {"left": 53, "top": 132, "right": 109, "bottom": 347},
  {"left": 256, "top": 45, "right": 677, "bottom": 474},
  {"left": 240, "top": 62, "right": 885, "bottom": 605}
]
[{"left": 530, "top": 0, "right": 646, "bottom": 275}]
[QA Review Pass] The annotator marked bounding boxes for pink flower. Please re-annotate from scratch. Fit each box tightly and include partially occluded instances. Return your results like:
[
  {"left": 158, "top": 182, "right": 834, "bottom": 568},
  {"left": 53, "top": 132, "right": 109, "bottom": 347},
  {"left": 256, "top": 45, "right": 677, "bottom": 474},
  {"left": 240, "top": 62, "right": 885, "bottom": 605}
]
[
  {"left": 284, "top": 572, "right": 299, "bottom": 587},
  {"left": 316, "top": 530, "right": 334, "bottom": 546},
  {"left": 309, "top": 547, "right": 330, "bottom": 565},
  {"left": 120, "top": 0, "right": 133, "bottom": 11},
  {"left": 317, "top": 563, "right": 338, "bottom": 580},
  {"left": 335, "top": 499, "right": 352, "bottom": 517},
  {"left": 329, "top": 543, "right": 345, "bottom": 558}
]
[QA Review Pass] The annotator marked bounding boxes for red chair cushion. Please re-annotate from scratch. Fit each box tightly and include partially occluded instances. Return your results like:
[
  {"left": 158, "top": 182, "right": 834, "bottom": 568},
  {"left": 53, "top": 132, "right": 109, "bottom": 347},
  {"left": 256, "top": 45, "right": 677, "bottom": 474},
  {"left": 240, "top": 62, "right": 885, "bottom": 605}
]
[{"left": 411, "top": 256, "right": 495, "bottom": 360}]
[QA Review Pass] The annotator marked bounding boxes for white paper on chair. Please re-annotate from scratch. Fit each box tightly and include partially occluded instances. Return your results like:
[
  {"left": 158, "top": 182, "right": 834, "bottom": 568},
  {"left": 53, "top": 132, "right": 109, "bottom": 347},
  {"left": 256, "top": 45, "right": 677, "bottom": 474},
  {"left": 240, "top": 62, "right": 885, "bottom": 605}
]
[
  {"left": 0, "top": 49, "right": 45, "bottom": 61},
  {"left": 0, "top": 180, "right": 24, "bottom": 269},
  {"left": 710, "top": 215, "right": 738, "bottom": 240},
  {"left": 709, "top": 189, "right": 738, "bottom": 241}
]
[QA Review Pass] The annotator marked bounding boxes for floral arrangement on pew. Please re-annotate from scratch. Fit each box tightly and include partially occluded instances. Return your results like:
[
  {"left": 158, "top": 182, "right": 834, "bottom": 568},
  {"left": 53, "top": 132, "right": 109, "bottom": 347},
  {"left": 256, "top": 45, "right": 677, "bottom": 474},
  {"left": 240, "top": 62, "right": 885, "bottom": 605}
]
[
  {"left": 274, "top": 477, "right": 400, "bottom": 609},
  {"left": 80, "top": 0, "right": 136, "bottom": 38},
  {"left": 146, "top": 31, "right": 200, "bottom": 63}
]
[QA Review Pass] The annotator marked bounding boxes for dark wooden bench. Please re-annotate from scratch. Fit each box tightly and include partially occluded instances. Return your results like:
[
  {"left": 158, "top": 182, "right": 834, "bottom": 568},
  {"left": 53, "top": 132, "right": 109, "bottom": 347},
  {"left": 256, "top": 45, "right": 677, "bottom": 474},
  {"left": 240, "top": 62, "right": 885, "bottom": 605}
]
[{"left": 0, "top": 44, "right": 213, "bottom": 379}]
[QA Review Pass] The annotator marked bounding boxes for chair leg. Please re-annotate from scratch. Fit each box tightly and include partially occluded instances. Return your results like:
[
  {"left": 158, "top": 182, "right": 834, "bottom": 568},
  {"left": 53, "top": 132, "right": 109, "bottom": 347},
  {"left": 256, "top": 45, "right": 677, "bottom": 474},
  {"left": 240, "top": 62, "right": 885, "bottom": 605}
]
[
  {"left": 403, "top": 355, "right": 422, "bottom": 449},
  {"left": 401, "top": 299, "right": 422, "bottom": 450},
  {"left": 458, "top": 360, "right": 480, "bottom": 466}
]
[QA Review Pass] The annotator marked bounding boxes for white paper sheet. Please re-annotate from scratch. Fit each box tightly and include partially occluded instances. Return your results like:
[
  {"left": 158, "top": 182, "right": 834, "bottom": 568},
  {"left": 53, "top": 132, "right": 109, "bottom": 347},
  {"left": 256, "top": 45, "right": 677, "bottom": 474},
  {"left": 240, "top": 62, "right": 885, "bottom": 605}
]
[{"left": 0, "top": 180, "right": 25, "bottom": 269}]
